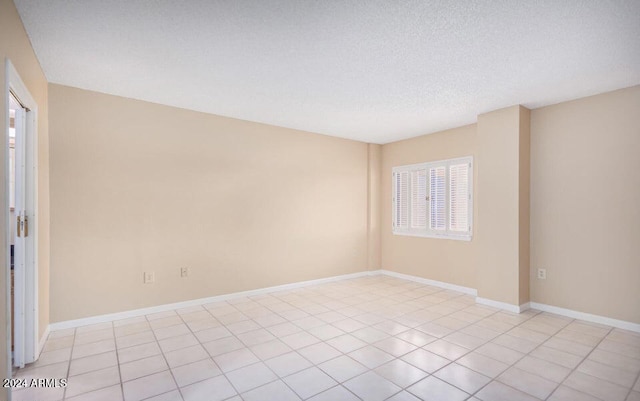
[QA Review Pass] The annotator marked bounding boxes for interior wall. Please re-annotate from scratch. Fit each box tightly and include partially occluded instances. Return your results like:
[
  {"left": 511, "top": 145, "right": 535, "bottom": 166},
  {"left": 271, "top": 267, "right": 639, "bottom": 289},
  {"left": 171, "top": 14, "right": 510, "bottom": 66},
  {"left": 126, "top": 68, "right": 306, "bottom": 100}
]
[
  {"left": 49, "top": 83, "right": 640, "bottom": 327},
  {"left": 475, "top": 106, "right": 530, "bottom": 306},
  {"left": 1, "top": 0, "right": 50, "bottom": 396},
  {"left": 380, "top": 124, "right": 478, "bottom": 289},
  {"left": 518, "top": 107, "right": 531, "bottom": 305},
  {"left": 49, "top": 84, "right": 369, "bottom": 323},
  {"left": 367, "top": 143, "right": 381, "bottom": 271},
  {"left": 530, "top": 85, "right": 640, "bottom": 324}
]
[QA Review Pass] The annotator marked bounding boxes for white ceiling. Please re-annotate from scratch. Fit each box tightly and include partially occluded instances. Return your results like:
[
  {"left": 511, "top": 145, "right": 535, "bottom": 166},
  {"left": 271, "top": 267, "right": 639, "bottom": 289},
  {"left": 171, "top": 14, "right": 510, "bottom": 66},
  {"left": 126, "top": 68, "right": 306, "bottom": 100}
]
[{"left": 15, "top": 0, "right": 640, "bottom": 144}]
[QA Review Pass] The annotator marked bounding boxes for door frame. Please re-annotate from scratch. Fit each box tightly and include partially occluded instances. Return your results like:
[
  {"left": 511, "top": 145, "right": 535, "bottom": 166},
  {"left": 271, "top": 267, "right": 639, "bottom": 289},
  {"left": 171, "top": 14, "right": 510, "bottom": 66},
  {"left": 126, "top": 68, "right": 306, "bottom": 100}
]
[{"left": 4, "top": 59, "right": 38, "bottom": 369}]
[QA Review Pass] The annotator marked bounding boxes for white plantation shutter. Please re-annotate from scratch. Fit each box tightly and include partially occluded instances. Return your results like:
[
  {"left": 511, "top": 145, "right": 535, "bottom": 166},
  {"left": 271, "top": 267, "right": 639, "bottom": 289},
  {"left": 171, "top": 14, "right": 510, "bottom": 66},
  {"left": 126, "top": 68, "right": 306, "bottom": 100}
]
[
  {"left": 393, "top": 156, "right": 472, "bottom": 240},
  {"left": 430, "top": 166, "right": 446, "bottom": 230},
  {"left": 449, "top": 163, "right": 470, "bottom": 232},
  {"left": 410, "top": 169, "right": 427, "bottom": 229},
  {"left": 394, "top": 171, "right": 409, "bottom": 229}
]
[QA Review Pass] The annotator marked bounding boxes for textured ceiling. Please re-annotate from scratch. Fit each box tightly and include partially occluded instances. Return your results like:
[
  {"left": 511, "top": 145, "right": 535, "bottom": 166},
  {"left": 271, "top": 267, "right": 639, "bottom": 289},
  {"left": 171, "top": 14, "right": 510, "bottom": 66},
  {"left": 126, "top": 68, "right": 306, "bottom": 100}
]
[{"left": 14, "top": 0, "right": 640, "bottom": 143}]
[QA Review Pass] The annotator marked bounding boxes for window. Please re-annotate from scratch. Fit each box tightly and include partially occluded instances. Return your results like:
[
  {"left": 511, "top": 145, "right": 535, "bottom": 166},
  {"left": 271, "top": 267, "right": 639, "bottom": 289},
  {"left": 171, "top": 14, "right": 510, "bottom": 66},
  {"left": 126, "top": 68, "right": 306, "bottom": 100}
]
[{"left": 392, "top": 156, "right": 473, "bottom": 240}]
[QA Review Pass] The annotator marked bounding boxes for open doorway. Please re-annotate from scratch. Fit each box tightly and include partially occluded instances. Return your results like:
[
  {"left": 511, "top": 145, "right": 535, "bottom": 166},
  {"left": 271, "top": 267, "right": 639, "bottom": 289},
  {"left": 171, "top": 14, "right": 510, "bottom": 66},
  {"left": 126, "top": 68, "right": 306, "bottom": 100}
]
[{"left": 6, "top": 60, "right": 39, "bottom": 370}]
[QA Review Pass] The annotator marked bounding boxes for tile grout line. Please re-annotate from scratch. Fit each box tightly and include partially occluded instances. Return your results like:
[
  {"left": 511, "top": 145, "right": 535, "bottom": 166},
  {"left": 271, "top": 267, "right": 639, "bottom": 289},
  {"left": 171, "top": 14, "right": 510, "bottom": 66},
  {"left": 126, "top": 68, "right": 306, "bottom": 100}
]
[
  {"left": 227, "top": 287, "right": 340, "bottom": 400},
  {"left": 144, "top": 311, "right": 185, "bottom": 401},
  {"left": 117, "top": 308, "right": 260, "bottom": 399},
  {"left": 17, "top": 290, "right": 553, "bottom": 399},
  {"left": 197, "top": 302, "right": 263, "bottom": 399},
  {"left": 229, "top": 296, "right": 338, "bottom": 401},
  {"left": 337, "top": 282, "right": 486, "bottom": 400},
  {"left": 316, "top": 282, "right": 535, "bottom": 397},
  {"left": 401, "top": 302, "right": 586, "bottom": 400},
  {"left": 543, "top": 325, "right": 614, "bottom": 401},
  {"left": 478, "top": 315, "right": 615, "bottom": 400},
  {"left": 629, "top": 374, "right": 640, "bottom": 401},
  {"left": 30, "top": 276, "right": 640, "bottom": 401},
  {"left": 281, "top": 284, "right": 479, "bottom": 400},
  {"left": 177, "top": 302, "right": 285, "bottom": 400},
  {"left": 61, "top": 327, "right": 76, "bottom": 400},
  {"left": 212, "top": 292, "right": 612, "bottom": 401},
  {"left": 304, "top": 282, "right": 483, "bottom": 400},
  {"left": 403, "top": 310, "right": 535, "bottom": 399},
  {"left": 63, "top": 324, "right": 118, "bottom": 400},
  {"left": 484, "top": 313, "right": 569, "bottom": 401},
  {"left": 90, "top": 314, "right": 189, "bottom": 399},
  {"left": 569, "top": 327, "right": 640, "bottom": 397},
  {"left": 141, "top": 301, "right": 234, "bottom": 401},
  {"left": 243, "top": 283, "right": 387, "bottom": 400},
  {"left": 111, "top": 322, "right": 125, "bottom": 401},
  {"left": 218, "top": 290, "right": 561, "bottom": 398}
]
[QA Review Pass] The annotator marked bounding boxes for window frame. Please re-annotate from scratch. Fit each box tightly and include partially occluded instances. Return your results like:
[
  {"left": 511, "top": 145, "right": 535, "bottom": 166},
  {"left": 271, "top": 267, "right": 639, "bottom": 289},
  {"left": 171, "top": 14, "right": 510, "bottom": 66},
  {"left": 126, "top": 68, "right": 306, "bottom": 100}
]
[{"left": 392, "top": 156, "right": 473, "bottom": 241}]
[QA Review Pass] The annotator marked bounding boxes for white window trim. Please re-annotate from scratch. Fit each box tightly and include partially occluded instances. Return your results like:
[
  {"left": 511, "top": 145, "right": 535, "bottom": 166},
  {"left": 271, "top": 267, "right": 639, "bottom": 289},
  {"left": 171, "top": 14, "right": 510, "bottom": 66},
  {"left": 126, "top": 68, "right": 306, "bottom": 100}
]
[{"left": 392, "top": 156, "right": 473, "bottom": 241}]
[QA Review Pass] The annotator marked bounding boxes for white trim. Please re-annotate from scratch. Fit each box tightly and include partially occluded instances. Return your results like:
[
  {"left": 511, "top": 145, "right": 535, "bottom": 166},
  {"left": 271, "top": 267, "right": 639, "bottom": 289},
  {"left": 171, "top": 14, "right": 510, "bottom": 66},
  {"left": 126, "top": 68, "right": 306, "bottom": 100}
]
[
  {"left": 37, "top": 325, "right": 50, "bottom": 357},
  {"left": 475, "top": 297, "right": 530, "bottom": 314},
  {"left": 5, "top": 59, "right": 39, "bottom": 368},
  {"left": 6, "top": 62, "right": 36, "bottom": 108},
  {"left": 26, "top": 93, "right": 38, "bottom": 364},
  {"left": 391, "top": 156, "right": 474, "bottom": 171},
  {"left": 45, "top": 269, "right": 640, "bottom": 335},
  {"left": 530, "top": 302, "right": 640, "bottom": 333},
  {"left": 3, "top": 58, "right": 10, "bottom": 379},
  {"left": 49, "top": 270, "right": 377, "bottom": 331},
  {"left": 379, "top": 269, "right": 477, "bottom": 296},
  {"left": 391, "top": 231, "right": 471, "bottom": 241}
]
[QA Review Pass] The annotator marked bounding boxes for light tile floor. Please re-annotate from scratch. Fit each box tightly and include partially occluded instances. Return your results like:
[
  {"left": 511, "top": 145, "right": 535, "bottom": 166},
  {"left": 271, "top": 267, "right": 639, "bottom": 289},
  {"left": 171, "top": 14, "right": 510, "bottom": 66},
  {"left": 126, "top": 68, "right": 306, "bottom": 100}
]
[{"left": 12, "top": 275, "right": 640, "bottom": 401}]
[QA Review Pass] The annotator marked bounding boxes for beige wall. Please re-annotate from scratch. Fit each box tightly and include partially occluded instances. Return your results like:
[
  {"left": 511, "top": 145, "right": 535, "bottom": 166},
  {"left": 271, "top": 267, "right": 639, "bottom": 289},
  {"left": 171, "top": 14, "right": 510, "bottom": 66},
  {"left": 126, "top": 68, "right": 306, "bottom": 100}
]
[
  {"left": 380, "top": 107, "right": 532, "bottom": 308},
  {"left": 519, "top": 108, "right": 531, "bottom": 305},
  {"left": 530, "top": 86, "right": 640, "bottom": 323},
  {"left": 1, "top": 0, "right": 50, "bottom": 396},
  {"left": 49, "top": 84, "right": 369, "bottom": 322},
  {"left": 380, "top": 124, "right": 478, "bottom": 289},
  {"left": 367, "top": 144, "right": 381, "bottom": 271},
  {"left": 475, "top": 107, "right": 519, "bottom": 305},
  {"left": 475, "top": 106, "right": 530, "bottom": 306},
  {"left": 46, "top": 83, "right": 640, "bottom": 328}
]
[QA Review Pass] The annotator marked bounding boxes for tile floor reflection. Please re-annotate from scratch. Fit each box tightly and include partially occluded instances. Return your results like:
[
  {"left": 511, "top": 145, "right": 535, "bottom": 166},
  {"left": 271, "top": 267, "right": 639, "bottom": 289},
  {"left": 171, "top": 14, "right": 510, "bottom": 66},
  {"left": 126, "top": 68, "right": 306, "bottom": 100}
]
[{"left": 12, "top": 275, "right": 640, "bottom": 401}]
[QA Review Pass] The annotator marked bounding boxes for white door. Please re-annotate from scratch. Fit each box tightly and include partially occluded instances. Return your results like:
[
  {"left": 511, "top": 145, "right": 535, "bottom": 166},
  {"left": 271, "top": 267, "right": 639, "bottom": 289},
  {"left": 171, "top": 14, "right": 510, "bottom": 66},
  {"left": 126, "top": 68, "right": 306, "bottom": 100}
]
[
  {"left": 12, "top": 103, "right": 27, "bottom": 368},
  {"left": 7, "top": 61, "right": 39, "bottom": 371}
]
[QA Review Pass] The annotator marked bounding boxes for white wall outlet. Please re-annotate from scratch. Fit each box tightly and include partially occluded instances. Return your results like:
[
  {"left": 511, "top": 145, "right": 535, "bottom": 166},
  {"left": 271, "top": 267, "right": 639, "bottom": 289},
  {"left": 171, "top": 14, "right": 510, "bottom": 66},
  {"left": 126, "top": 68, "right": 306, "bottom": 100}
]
[
  {"left": 180, "top": 267, "right": 189, "bottom": 278},
  {"left": 537, "top": 268, "right": 547, "bottom": 280},
  {"left": 143, "top": 272, "right": 155, "bottom": 284}
]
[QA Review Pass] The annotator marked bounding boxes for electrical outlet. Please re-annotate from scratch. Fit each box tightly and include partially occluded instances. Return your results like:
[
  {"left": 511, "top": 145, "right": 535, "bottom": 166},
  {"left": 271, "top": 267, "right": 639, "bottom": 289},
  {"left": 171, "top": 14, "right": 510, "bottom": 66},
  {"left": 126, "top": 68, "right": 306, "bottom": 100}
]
[
  {"left": 143, "top": 272, "right": 155, "bottom": 284},
  {"left": 180, "top": 267, "right": 189, "bottom": 278},
  {"left": 537, "top": 268, "right": 547, "bottom": 280}
]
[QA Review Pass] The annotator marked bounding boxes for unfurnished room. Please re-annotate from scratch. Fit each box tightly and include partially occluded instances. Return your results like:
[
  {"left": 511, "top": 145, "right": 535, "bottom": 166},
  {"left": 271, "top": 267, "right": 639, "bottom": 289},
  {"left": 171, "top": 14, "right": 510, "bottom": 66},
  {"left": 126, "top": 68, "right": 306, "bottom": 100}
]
[{"left": 1, "top": 0, "right": 639, "bottom": 400}]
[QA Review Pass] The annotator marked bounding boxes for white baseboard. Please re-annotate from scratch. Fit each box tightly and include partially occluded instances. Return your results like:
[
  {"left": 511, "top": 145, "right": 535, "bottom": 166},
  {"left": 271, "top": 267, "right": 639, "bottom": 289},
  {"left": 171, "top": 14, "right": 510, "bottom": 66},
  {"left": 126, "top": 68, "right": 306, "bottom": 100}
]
[
  {"left": 530, "top": 302, "right": 640, "bottom": 333},
  {"left": 475, "top": 297, "right": 530, "bottom": 313},
  {"left": 49, "top": 270, "right": 377, "bottom": 331},
  {"left": 47, "top": 268, "right": 640, "bottom": 335},
  {"left": 379, "top": 270, "right": 478, "bottom": 296},
  {"left": 38, "top": 325, "right": 50, "bottom": 357}
]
